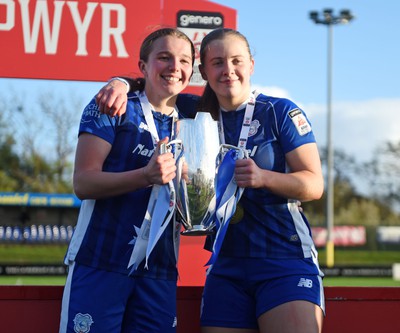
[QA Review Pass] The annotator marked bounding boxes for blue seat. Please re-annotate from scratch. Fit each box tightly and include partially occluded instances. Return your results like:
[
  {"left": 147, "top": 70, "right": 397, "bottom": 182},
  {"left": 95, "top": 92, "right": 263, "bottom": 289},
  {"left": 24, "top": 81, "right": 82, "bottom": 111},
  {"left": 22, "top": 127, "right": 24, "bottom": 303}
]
[
  {"left": 29, "top": 224, "right": 38, "bottom": 242},
  {"left": 37, "top": 225, "right": 46, "bottom": 242},
  {"left": 44, "top": 225, "right": 53, "bottom": 242},
  {"left": 12, "top": 226, "right": 23, "bottom": 242},
  {"left": 5, "top": 226, "right": 13, "bottom": 242},
  {"left": 66, "top": 225, "right": 74, "bottom": 242},
  {"left": 52, "top": 225, "right": 60, "bottom": 242},
  {"left": 59, "top": 225, "right": 68, "bottom": 242},
  {"left": 0, "top": 226, "right": 5, "bottom": 242},
  {"left": 23, "top": 226, "right": 31, "bottom": 242}
]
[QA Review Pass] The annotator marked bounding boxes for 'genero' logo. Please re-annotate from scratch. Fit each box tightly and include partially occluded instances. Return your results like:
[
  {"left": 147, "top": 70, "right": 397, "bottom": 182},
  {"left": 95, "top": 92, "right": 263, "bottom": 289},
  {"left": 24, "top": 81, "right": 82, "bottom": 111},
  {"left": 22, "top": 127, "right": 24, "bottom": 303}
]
[{"left": 177, "top": 11, "right": 223, "bottom": 29}]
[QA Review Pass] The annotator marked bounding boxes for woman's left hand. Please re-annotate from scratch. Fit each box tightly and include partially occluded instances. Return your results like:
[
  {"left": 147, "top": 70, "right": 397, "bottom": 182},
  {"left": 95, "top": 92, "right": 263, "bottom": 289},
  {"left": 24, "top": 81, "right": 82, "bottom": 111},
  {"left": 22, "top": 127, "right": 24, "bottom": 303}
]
[{"left": 234, "top": 158, "right": 264, "bottom": 188}]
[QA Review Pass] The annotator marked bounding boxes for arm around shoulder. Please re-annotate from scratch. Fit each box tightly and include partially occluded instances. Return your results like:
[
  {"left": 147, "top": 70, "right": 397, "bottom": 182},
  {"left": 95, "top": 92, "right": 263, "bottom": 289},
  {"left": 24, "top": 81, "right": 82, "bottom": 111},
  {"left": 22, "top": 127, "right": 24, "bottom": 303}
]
[{"left": 95, "top": 77, "right": 131, "bottom": 117}]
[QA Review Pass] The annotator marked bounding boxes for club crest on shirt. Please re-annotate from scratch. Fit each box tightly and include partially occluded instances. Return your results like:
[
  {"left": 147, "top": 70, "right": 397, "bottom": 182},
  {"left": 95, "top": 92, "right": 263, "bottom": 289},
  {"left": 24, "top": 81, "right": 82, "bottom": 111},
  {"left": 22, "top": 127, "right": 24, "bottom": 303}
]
[
  {"left": 288, "top": 108, "right": 312, "bottom": 136},
  {"left": 248, "top": 119, "right": 260, "bottom": 137},
  {"left": 73, "top": 313, "right": 94, "bottom": 333}
]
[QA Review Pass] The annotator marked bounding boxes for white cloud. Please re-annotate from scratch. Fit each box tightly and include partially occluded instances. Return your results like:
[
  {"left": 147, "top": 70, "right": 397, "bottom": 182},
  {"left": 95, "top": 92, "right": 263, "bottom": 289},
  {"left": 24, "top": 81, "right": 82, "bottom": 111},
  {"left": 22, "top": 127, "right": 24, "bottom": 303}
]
[
  {"left": 251, "top": 84, "right": 291, "bottom": 100},
  {"left": 252, "top": 84, "right": 400, "bottom": 163},
  {"left": 307, "top": 98, "right": 400, "bottom": 162}
]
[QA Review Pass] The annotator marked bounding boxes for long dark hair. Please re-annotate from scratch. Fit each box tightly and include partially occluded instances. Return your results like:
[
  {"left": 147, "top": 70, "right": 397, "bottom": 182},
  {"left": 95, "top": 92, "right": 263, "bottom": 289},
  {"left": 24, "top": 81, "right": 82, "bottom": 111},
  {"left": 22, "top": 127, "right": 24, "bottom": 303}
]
[
  {"left": 122, "top": 28, "right": 195, "bottom": 92},
  {"left": 197, "top": 28, "right": 252, "bottom": 120}
]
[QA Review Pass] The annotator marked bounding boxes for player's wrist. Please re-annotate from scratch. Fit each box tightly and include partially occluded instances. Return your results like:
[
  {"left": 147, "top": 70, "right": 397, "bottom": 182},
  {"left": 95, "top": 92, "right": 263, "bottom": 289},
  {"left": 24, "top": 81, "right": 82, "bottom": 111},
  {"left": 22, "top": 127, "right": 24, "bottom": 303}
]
[
  {"left": 109, "top": 77, "right": 130, "bottom": 94},
  {"left": 141, "top": 166, "right": 151, "bottom": 187}
]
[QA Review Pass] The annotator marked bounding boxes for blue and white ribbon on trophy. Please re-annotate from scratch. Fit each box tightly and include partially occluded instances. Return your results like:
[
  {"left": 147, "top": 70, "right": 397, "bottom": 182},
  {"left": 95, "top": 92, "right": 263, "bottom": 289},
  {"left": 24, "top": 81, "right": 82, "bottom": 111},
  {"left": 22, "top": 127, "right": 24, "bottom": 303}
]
[
  {"left": 205, "top": 145, "right": 248, "bottom": 266},
  {"left": 205, "top": 91, "right": 257, "bottom": 267},
  {"left": 128, "top": 92, "right": 180, "bottom": 271}
]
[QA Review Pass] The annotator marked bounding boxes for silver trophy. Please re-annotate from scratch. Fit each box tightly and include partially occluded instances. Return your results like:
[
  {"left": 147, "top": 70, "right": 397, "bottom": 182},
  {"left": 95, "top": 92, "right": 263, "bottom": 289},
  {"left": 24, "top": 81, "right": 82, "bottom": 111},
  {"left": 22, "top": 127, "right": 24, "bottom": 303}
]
[{"left": 174, "top": 112, "right": 220, "bottom": 236}]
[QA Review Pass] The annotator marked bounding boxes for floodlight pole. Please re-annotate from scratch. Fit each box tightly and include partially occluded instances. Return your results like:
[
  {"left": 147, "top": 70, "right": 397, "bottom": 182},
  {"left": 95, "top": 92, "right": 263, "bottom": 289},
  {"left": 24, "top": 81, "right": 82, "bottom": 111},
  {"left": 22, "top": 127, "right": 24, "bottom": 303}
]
[{"left": 309, "top": 9, "right": 354, "bottom": 268}]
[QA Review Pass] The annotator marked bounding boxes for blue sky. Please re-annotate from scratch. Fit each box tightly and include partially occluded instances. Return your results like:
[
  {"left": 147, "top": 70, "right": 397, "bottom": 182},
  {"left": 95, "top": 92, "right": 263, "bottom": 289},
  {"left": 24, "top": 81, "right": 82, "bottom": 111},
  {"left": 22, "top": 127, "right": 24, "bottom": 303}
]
[
  {"left": 1, "top": 0, "right": 399, "bottom": 170},
  {"left": 211, "top": 0, "right": 400, "bottom": 164},
  {"left": 216, "top": 0, "right": 400, "bottom": 102}
]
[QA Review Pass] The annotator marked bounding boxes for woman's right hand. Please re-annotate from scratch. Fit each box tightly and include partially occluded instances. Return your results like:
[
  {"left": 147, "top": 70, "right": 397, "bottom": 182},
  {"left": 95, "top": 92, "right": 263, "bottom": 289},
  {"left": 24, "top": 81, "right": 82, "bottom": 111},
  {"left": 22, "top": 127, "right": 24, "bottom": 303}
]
[
  {"left": 142, "top": 138, "right": 177, "bottom": 186},
  {"left": 95, "top": 78, "right": 128, "bottom": 117}
]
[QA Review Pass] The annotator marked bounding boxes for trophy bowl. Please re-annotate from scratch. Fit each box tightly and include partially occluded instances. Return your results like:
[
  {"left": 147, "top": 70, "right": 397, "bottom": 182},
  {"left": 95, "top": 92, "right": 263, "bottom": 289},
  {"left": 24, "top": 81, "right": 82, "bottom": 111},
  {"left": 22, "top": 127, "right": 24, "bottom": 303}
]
[{"left": 174, "top": 112, "right": 220, "bottom": 236}]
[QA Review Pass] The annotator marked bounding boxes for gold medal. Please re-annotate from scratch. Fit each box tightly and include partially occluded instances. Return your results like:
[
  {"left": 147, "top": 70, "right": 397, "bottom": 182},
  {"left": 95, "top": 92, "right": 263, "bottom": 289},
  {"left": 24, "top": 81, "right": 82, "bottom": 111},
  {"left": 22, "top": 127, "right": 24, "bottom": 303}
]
[{"left": 230, "top": 203, "right": 244, "bottom": 224}]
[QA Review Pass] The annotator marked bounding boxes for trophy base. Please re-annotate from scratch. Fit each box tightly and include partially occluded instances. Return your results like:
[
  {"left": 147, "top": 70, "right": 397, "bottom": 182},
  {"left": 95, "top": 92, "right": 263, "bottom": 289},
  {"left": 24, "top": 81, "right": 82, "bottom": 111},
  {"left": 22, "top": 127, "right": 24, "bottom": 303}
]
[{"left": 181, "top": 225, "right": 214, "bottom": 236}]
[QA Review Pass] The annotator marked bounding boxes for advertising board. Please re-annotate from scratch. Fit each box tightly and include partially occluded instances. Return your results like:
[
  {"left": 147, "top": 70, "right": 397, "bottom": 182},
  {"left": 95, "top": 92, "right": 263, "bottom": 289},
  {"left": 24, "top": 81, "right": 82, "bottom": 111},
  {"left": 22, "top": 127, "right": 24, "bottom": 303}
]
[{"left": 0, "top": 0, "right": 236, "bottom": 92}]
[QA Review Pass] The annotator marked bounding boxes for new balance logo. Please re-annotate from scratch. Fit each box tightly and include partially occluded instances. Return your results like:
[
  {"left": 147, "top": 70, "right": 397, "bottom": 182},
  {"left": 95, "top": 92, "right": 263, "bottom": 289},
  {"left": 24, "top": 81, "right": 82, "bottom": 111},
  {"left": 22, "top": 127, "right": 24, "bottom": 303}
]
[{"left": 297, "top": 278, "right": 313, "bottom": 288}]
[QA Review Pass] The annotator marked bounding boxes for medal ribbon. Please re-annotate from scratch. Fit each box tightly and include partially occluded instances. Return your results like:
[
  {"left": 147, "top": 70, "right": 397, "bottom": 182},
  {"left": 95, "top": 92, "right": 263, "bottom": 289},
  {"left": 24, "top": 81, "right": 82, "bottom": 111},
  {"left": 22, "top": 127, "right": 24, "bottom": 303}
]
[
  {"left": 207, "top": 92, "right": 256, "bottom": 267},
  {"left": 128, "top": 92, "right": 178, "bottom": 271}
]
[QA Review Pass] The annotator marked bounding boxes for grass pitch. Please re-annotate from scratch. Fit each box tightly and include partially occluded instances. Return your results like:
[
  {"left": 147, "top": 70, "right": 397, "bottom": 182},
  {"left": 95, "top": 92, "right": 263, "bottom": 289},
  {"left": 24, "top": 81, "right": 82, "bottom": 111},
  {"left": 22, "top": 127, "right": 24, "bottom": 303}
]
[
  {"left": 1, "top": 245, "right": 400, "bottom": 287},
  {"left": 1, "top": 275, "right": 400, "bottom": 287}
]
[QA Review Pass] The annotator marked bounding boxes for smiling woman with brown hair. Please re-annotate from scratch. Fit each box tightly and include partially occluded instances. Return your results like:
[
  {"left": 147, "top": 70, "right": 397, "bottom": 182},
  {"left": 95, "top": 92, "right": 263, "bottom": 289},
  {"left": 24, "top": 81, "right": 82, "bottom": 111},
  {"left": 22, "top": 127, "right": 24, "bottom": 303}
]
[{"left": 59, "top": 28, "right": 197, "bottom": 333}]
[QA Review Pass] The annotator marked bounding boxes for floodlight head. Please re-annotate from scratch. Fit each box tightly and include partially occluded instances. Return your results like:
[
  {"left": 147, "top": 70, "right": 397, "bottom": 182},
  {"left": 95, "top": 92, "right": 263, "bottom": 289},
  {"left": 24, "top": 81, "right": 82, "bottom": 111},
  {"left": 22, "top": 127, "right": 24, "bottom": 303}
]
[
  {"left": 309, "top": 11, "right": 319, "bottom": 22},
  {"left": 340, "top": 9, "right": 354, "bottom": 23}
]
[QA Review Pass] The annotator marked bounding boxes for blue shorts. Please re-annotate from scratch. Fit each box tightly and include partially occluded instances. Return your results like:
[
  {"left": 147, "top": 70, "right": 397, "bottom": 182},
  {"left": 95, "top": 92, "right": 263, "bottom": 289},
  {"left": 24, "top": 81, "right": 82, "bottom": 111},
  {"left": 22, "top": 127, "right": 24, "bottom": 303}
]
[
  {"left": 59, "top": 262, "right": 177, "bottom": 333},
  {"left": 200, "top": 257, "right": 325, "bottom": 329}
]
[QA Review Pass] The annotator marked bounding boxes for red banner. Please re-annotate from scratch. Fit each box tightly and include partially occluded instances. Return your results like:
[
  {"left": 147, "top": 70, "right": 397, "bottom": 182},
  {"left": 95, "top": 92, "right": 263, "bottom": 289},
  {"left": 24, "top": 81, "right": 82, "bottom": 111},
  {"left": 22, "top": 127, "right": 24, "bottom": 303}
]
[
  {"left": 312, "top": 226, "right": 367, "bottom": 247},
  {"left": 0, "top": 0, "right": 236, "bottom": 85}
]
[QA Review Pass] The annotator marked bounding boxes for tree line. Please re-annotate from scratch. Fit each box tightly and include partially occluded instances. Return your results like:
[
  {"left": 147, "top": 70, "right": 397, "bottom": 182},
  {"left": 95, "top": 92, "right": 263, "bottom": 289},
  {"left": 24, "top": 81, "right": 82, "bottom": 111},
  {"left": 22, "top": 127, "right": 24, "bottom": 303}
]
[{"left": 1, "top": 88, "right": 399, "bottom": 226}]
